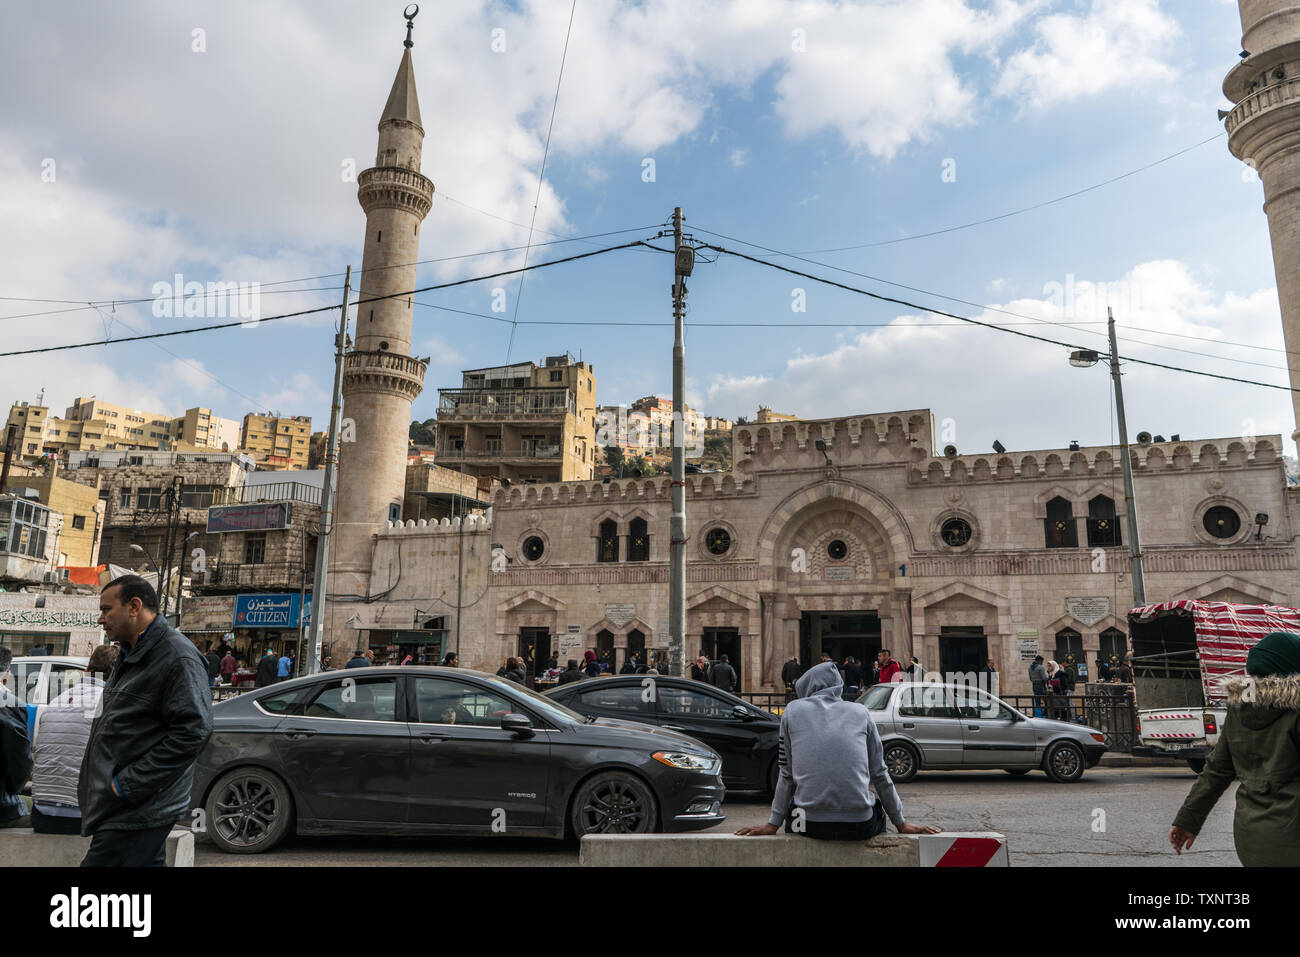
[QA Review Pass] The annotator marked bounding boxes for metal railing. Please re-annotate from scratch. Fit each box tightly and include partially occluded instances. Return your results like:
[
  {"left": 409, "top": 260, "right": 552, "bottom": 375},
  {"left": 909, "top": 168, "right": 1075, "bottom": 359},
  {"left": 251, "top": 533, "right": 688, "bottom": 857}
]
[
  {"left": 213, "top": 482, "right": 321, "bottom": 506},
  {"left": 206, "top": 561, "right": 313, "bottom": 588},
  {"left": 437, "top": 387, "right": 575, "bottom": 418},
  {"left": 1001, "top": 692, "right": 1137, "bottom": 752}
]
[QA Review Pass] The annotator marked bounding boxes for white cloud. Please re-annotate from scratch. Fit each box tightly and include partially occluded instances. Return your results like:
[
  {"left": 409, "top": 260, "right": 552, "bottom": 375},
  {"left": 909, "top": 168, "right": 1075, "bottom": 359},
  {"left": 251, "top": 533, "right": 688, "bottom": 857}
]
[
  {"left": 995, "top": 0, "right": 1180, "bottom": 109},
  {"left": 705, "top": 261, "right": 1293, "bottom": 454},
  {"left": 730, "top": 148, "right": 749, "bottom": 168}
]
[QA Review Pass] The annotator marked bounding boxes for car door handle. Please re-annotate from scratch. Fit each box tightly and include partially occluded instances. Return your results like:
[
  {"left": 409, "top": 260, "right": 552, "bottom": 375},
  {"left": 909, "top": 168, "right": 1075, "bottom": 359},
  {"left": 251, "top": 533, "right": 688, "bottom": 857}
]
[
  {"left": 281, "top": 728, "right": 316, "bottom": 740},
  {"left": 968, "top": 726, "right": 981, "bottom": 732},
  {"left": 415, "top": 732, "right": 447, "bottom": 743},
  {"left": 901, "top": 722, "right": 915, "bottom": 729}
]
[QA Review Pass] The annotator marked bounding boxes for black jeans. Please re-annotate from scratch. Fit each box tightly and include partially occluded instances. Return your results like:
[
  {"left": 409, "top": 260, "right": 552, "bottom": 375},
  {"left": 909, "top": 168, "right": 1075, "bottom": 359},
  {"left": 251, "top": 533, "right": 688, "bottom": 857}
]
[
  {"left": 790, "top": 799, "right": 887, "bottom": 840},
  {"left": 32, "top": 805, "right": 83, "bottom": 834},
  {"left": 80, "top": 823, "right": 175, "bottom": 867}
]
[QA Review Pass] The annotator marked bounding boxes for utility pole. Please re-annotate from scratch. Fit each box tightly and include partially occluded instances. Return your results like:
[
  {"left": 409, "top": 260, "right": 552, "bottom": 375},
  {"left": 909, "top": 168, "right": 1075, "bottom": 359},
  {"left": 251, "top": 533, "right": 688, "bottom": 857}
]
[
  {"left": 668, "top": 207, "right": 691, "bottom": 678},
  {"left": 1108, "top": 308, "right": 1146, "bottom": 606},
  {"left": 306, "top": 266, "right": 352, "bottom": 675}
]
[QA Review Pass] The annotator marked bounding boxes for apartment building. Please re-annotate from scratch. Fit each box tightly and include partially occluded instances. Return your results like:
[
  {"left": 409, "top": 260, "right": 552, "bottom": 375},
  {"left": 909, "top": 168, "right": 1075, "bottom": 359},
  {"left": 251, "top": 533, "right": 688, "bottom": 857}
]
[
  {"left": 1, "top": 461, "right": 104, "bottom": 567},
  {"left": 435, "top": 355, "right": 598, "bottom": 483},
  {"left": 6, "top": 398, "right": 243, "bottom": 459},
  {"left": 240, "top": 413, "right": 312, "bottom": 470},
  {"left": 174, "top": 407, "right": 241, "bottom": 452}
]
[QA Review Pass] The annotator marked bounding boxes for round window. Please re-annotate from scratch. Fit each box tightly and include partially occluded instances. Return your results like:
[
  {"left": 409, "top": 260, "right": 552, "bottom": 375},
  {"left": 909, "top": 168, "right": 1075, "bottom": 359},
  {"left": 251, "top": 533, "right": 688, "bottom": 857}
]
[
  {"left": 522, "top": 536, "right": 545, "bottom": 561},
  {"left": 940, "top": 517, "right": 972, "bottom": 548},
  {"left": 1203, "top": 506, "right": 1241, "bottom": 539},
  {"left": 827, "top": 539, "right": 848, "bottom": 561},
  {"left": 705, "top": 527, "right": 732, "bottom": 556}
]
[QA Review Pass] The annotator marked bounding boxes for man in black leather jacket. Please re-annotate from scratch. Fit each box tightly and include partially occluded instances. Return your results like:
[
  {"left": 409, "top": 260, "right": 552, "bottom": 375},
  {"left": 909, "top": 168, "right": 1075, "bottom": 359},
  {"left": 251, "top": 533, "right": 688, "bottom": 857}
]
[
  {"left": 78, "top": 575, "right": 212, "bottom": 866},
  {"left": 0, "top": 646, "right": 33, "bottom": 828}
]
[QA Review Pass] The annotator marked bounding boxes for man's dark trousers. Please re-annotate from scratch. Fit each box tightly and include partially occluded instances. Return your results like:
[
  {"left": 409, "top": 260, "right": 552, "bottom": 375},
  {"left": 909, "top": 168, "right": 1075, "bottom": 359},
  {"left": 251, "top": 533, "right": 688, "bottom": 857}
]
[{"left": 80, "top": 823, "right": 175, "bottom": 867}]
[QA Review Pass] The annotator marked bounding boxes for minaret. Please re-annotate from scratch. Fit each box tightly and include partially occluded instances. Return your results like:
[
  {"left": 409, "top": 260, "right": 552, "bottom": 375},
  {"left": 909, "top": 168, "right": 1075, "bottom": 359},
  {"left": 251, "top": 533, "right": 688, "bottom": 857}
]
[
  {"left": 329, "top": 7, "right": 434, "bottom": 655},
  {"left": 1223, "top": 1, "right": 1300, "bottom": 443}
]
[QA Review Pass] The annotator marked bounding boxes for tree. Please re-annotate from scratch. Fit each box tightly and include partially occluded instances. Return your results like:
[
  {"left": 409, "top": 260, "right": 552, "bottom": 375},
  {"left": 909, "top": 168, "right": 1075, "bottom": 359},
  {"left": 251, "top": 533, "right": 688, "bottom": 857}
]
[
  {"left": 604, "top": 445, "right": 625, "bottom": 473},
  {"left": 409, "top": 418, "right": 437, "bottom": 446}
]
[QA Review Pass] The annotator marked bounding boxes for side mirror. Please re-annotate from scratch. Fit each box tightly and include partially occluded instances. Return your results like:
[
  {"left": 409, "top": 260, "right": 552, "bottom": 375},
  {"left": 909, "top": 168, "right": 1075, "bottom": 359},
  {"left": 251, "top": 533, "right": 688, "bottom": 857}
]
[
  {"left": 501, "top": 713, "right": 534, "bottom": 736},
  {"left": 732, "top": 705, "right": 754, "bottom": 721}
]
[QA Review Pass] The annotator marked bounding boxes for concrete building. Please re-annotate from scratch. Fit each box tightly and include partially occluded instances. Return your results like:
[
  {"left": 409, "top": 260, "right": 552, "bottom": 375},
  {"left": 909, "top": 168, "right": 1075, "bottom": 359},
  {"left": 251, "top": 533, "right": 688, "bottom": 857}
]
[
  {"left": 326, "top": 25, "right": 436, "bottom": 659},
  {"left": 0, "top": 592, "right": 102, "bottom": 656},
  {"left": 404, "top": 458, "right": 493, "bottom": 523},
  {"left": 1, "top": 462, "right": 104, "bottom": 567},
  {"left": 342, "top": 411, "right": 1299, "bottom": 694},
  {"left": 1224, "top": 0, "right": 1300, "bottom": 446},
  {"left": 6, "top": 398, "right": 171, "bottom": 457},
  {"left": 755, "top": 406, "right": 799, "bottom": 424},
  {"left": 436, "top": 356, "right": 599, "bottom": 483},
  {"left": 174, "top": 407, "right": 240, "bottom": 452},
  {"left": 240, "top": 413, "right": 312, "bottom": 470},
  {"left": 0, "top": 492, "right": 61, "bottom": 584}
]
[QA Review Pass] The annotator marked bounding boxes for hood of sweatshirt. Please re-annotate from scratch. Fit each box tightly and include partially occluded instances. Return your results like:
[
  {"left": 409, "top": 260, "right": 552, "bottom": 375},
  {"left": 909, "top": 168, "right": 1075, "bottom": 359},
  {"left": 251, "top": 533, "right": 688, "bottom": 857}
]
[
  {"left": 1221, "top": 673, "right": 1300, "bottom": 730},
  {"left": 795, "top": 660, "right": 843, "bottom": 701}
]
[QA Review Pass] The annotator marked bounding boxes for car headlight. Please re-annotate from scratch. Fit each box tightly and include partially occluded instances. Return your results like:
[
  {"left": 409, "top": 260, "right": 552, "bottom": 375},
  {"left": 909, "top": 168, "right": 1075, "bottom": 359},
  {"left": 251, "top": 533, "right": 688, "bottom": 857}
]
[{"left": 652, "top": 751, "right": 720, "bottom": 774}]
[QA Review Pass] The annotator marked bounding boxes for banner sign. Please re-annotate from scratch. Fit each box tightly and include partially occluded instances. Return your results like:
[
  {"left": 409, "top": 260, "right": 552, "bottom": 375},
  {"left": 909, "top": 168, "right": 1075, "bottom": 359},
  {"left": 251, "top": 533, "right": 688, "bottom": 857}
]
[
  {"left": 207, "top": 502, "right": 291, "bottom": 534},
  {"left": 234, "top": 593, "right": 302, "bottom": 629}
]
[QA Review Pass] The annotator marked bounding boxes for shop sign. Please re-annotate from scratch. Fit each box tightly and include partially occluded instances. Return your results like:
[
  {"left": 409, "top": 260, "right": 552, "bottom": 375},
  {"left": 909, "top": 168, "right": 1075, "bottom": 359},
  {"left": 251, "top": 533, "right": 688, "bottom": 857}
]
[
  {"left": 234, "top": 593, "right": 302, "bottom": 628},
  {"left": 1017, "top": 630, "right": 1039, "bottom": 661},
  {"left": 181, "top": 595, "right": 235, "bottom": 632},
  {"left": 0, "top": 608, "right": 99, "bottom": 628},
  {"left": 207, "top": 502, "right": 291, "bottom": 534}
]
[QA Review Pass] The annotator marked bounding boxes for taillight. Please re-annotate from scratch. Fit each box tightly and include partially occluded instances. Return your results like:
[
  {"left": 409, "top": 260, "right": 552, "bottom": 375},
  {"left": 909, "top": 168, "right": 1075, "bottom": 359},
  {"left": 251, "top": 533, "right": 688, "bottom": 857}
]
[{"left": 1203, "top": 714, "right": 1217, "bottom": 735}]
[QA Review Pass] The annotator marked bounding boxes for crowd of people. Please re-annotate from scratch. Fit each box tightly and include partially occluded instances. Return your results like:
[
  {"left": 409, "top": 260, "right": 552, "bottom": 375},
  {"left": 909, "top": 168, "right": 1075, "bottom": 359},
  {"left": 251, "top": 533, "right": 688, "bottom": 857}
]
[{"left": 779, "top": 648, "right": 975, "bottom": 702}]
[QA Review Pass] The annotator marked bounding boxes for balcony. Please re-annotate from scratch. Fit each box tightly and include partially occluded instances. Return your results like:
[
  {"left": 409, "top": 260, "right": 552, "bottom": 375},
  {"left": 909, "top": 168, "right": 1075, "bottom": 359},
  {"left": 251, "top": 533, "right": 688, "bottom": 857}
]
[
  {"left": 1225, "top": 74, "right": 1300, "bottom": 138},
  {"left": 438, "top": 387, "right": 575, "bottom": 420},
  {"left": 204, "top": 561, "right": 313, "bottom": 590},
  {"left": 213, "top": 482, "right": 321, "bottom": 507},
  {"left": 357, "top": 165, "right": 434, "bottom": 218},
  {"left": 439, "top": 445, "right": 562, "bottom": 461}
]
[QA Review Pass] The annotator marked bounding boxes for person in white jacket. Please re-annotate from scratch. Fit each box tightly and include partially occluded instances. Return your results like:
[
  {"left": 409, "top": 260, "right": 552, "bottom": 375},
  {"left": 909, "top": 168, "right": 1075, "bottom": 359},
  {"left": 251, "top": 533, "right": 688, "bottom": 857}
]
[{"left": 30, "top": 644, "right": 118, "bottom": 834}]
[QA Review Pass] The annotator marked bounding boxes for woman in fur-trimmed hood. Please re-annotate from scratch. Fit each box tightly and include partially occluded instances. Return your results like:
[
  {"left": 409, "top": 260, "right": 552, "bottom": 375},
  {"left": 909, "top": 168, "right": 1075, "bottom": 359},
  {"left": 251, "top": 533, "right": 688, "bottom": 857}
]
[{"left": 1169, "top": 631, "right": 1300, "bottom": 866}]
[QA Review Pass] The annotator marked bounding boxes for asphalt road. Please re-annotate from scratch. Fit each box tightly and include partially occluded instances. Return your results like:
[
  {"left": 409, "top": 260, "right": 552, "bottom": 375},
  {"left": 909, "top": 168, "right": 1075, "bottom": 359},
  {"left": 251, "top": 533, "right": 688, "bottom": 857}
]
[{"left": 195, "top": 766, "right": 1239, "bottom": 867}]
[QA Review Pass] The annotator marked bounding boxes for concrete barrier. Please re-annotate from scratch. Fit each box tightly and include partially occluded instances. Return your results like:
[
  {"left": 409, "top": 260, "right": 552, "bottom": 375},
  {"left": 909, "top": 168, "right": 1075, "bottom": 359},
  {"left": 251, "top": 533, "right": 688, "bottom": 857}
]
[
  {"left": 580, "top": 832, "right": 1008, "bottom": 867},
  {"left": 0, "top": 828, "right": 195, "bottom": 867}
]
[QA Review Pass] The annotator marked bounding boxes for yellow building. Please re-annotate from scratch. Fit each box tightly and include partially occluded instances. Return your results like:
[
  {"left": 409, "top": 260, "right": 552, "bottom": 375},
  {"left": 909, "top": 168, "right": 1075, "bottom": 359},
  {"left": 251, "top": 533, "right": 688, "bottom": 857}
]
[
  {"left": 1, "top": 463, "right": 104, "bottom": 567},
  {"left": 435, "top": 355, "right": 598, "bottom": 483},
  {"left": 755, "top": 405, "right": 800, "bottom": 423},
  {"left": 173, "top": 407, "right": 240, "bottom": 451},
  {"left": 6, "top": 399, "right": 171, "bottom": 456},
  {"left": 240, "top": 413, "right": 312, "bottom": 470}
]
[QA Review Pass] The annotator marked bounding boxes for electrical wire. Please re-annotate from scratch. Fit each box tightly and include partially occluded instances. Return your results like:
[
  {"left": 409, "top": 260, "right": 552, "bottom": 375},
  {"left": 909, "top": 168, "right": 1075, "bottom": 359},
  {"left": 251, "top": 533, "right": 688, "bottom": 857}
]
[
  {"left": 0, "top": 239, "right": 648, "bottom": 358},
  {"left": 700, "top": 242, "right": 1300, "bottom": 394},
  {"left": 505, "top": 0, "right": 579, "bottom": 364}
]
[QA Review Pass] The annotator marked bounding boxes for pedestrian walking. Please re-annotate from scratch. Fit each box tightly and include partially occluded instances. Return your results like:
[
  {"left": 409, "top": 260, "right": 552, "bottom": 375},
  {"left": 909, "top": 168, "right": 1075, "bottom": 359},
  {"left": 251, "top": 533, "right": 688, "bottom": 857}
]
[
  {"left": 1169, "top": 631, "right": 1300, "bottom": 866},
  {"left": 1046, "top": 660, "right": 1068, "bottom": 720},
  {"left": 842, "top": 656, "right": 862, "bottom": 697},
  {"left": 256, "top": 648, "right": 280, "bottom": 687},
  {"left": 1061, "top": 655, "right": 1079, "bottom": 721},
  {"left": 277, "top": 649, "right": 293, "bottom": 683},
  {"left": 441, "top": 652, "right": 458, "bottom": 667},
  {"left": 1029, "top": 655, "right": 1048, "bottom": 717},
  {"left": 30, "top": 644, "right": 119, "bottom": 834},
  {"left": 781, "top": 657, "right": 803, "bottom": 704},
  {"left": 734, "top": 661, "right": 942, "bottom": 840},
  {"left": 345, "top": 649, "right": 371, "bottom": 669},
  {"left": 0, "top": 646, "right": 33, "bottom": 829},
  {"left": 710, "top": 654, "right": 738, "bottom": 694},
  {"left": 620, "top": 655, "right": 639, "bottom": 675},
  {"left": 204, "top": 647, "right": 222, "bottom": 689},
  {"left": 504, "top": 657, "right": 527, "bottom": 684},
  {"left": 906, "top": 656, "right": 924, "bottom": 682},
  {"left": 78, "top": 575, "right": 213, "bottom": 866}
]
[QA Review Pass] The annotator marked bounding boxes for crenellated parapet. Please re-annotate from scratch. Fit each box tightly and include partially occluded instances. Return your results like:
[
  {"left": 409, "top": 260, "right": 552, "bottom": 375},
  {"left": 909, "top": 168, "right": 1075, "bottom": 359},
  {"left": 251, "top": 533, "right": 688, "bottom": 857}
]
[
  {"left": 378, "top": 513, "right": 492, "bottom": 536},
  {"left": 490, "top": 472, "right": 756, "bottom": 510},
  {"left": 732, "top": 411, "right": 934, "bottom": 468},
  {"left": 908, "top": 435, "right": 1283, "bottom": 485}
]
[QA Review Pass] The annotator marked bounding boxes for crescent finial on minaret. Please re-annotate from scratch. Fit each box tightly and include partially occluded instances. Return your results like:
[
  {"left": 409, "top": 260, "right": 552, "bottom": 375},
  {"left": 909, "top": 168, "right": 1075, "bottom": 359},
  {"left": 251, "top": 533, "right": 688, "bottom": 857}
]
[{"left": 403, "top": 4, "right": 419, "bottom": 48}]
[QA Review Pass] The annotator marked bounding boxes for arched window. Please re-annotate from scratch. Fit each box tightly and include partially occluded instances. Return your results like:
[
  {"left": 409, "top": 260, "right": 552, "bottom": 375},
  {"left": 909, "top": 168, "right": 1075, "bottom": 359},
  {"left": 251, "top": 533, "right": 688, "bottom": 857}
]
[
  {"left": 627, "top": 517, "right": 649, "bottom": 562},
  {"left": 1054, "top": 627, "right": 1082, "bottom": 664},
  {"left": 597, "top": 519, "right": 619, "bottom": 563},
  {"left": 1086, "top": 495, "right": 1121, "bottom": 548},
  {"left": 596, "top": 629, "right": 615, "bottom": 670},
  {"left": 1044, "top": 497, "right": 1077, "bottom": 548},
  {"left": 1099, "top": 627, "right": 1127, "bottom": 664}
]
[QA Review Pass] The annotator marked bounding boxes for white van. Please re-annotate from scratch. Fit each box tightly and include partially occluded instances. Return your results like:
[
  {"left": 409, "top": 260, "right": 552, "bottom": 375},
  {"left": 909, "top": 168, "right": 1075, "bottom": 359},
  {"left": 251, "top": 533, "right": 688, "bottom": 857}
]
[{"left": 3, "top": 655, "right": 91, "bottom": 706}]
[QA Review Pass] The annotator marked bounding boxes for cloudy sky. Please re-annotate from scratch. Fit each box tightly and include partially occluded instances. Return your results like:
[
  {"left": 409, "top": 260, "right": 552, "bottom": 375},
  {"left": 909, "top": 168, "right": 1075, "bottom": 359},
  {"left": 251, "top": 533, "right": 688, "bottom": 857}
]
[{"left": 2, "top": 0, "right": 1293, "bottom": 458}]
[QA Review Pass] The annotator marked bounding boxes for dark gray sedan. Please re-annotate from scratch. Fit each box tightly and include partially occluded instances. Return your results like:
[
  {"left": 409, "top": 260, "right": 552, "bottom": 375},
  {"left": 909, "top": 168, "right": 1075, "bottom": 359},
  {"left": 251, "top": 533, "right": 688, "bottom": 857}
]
[
  {"left": 857, "top": 682, "right": 1108, "bottom": 783},
  {"left": 190, "top": 667, "right": 725, "bottom": 853}
]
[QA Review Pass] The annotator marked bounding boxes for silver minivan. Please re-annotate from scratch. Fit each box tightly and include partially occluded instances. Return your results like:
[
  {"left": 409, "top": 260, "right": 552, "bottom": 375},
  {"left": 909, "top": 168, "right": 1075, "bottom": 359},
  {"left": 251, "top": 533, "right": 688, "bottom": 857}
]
[{"left": 857, "top": 682, "right": 1107, "bottom": 783}]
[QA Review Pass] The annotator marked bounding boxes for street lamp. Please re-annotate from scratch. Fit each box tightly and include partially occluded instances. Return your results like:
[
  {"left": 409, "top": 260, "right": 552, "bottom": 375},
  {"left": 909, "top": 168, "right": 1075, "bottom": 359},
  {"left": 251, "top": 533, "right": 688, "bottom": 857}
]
[
  {"left": 129, "top": 542, "right": 168, "bottom": 614},
  {"left": 1069, "top": 308, "right": 1145, "bottom": 606}
]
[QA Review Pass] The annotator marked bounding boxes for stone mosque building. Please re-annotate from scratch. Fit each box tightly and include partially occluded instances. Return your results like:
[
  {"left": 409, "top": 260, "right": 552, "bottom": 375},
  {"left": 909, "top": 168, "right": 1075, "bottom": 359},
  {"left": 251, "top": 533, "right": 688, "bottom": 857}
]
[{"left": 322, "top": 4, "right": 1300, "bottom": 696}]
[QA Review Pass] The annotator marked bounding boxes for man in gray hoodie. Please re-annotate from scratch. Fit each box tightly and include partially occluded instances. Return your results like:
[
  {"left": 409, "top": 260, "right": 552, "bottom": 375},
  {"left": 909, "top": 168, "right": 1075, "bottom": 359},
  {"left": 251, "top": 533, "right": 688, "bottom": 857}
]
[{"left": 735, "top": 661, "right": 941, "bottom": 839}]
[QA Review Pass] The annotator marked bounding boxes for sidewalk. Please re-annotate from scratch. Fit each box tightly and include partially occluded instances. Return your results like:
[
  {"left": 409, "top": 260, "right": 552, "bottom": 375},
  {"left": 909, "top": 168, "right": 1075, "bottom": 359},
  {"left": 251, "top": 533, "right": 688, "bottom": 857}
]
[{"left": 1099, "top": 753, "right": 1185, "bottom": 768}]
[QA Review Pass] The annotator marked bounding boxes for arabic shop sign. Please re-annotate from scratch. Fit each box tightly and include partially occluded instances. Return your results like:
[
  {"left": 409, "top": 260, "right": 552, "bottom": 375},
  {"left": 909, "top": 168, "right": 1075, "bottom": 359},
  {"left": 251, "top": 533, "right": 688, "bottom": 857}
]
[
  {"left": 0, "top": 608, "right": 99, "bottom": 628},
  {"left": 234, "top": 593, "right": 302, "bottom": 629},
  {"left": 207, "top": 502, "right": 291, "bottom": 534}
]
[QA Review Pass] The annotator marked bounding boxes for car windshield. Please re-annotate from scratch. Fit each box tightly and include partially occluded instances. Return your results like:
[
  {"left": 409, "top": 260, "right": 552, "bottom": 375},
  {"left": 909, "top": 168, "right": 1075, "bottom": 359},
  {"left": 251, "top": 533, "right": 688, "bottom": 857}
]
[
  {"left": 858, "top": 685, "right": 894, "bottom": 710},
  {"left": 483, "top": 674, "right": 587, "bottom": 725}
]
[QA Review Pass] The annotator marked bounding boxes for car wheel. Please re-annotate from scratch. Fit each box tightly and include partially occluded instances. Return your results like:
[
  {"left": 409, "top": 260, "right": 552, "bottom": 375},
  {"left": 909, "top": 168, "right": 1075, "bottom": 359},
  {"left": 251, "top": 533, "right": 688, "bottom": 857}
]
[
  {"left": 205, "top": 767, "right": 294, "bottom": 854},
  {"left": 1187, "top": 758, "right": 1205, "bottom": 775},
  {"left": 883, "top": 741, "right": 919, "bottom": 783},
  {"left": 571, "top": 771, "right": 659, "bottom": 836},
  {"left": 1004, "top": 768, "right": 1031, "bottom": 776},
  {"left": 1044, "top": 742, "right": 1085, "bottom": 783}
]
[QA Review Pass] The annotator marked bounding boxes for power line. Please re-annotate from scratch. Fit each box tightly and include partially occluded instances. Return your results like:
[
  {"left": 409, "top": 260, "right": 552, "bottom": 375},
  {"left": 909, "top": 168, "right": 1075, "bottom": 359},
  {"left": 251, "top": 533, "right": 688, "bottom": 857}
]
[
  {"left": 0, "top": 239, "right": 648, "bottom": 359},
  {"left": 692, "top": 224, "right": 1294, "bottom": 372},
  {"left": 795, "top": 133, "right": 1225, "bottom": 252},
  {"left": 505, "top": 0, "right": 579, "bottom": 363},
  {"left": 700, "top": 242, "right": 1300, "bottom": 395}
]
